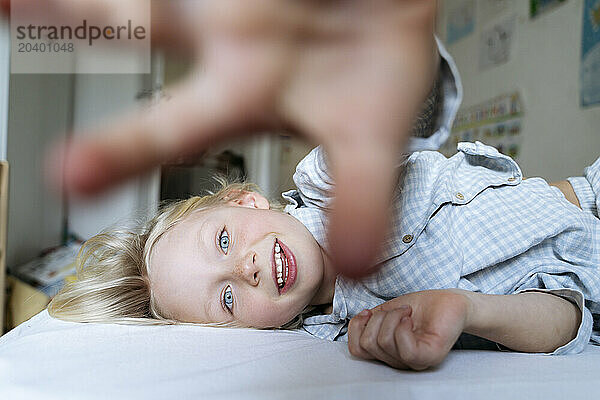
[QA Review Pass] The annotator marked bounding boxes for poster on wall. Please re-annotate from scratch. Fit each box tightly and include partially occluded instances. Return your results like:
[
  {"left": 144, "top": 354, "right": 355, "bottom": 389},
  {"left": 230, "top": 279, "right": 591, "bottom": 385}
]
[
  {"left": 479, "top": 15, "right": 516, "bottom": 70},
  {"left": 581, "top": 0, "right": 600, "bottom": 107},
  {"left": 447, "top": 0, "right": 475, "bottom": 45},
  {"left": 440, "top": 92, "right": 524, "bottom": 160},
  {"left": 530, "top": 0, "right": 567, "bottom": 19}
]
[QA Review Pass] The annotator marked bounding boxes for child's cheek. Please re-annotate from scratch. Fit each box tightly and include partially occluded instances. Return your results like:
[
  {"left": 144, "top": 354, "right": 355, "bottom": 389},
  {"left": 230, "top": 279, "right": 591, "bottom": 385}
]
[{"left": 246, "top": 299, "right": 293, "bottom": 328}]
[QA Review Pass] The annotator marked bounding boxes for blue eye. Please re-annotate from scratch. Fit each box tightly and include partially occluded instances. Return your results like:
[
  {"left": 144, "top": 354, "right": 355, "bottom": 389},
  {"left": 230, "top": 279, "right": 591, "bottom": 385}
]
[
  {"left": 223, "top": 285, "right": 234, "bottom": 312},
  {"left": 218, "top": 228, "right": 230, "bottom": 254}
]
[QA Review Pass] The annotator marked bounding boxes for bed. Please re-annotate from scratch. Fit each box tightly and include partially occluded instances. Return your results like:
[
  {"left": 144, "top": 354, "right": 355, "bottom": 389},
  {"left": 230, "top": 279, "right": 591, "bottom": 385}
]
[{"left": 1, "top": 309, "right": 599, "bottom": 400}]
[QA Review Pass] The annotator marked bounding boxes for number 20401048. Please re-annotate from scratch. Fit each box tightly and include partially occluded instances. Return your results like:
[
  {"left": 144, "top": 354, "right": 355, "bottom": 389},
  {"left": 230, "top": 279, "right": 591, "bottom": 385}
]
[{"left": 18, "top": 42, "right": 74, "bottom": 53}]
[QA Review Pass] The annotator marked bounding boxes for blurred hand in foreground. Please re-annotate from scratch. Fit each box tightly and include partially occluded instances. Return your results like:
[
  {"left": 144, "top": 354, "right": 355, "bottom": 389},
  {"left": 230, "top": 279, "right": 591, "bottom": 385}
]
[{"left": 4, "top": 0, "right": 439, "bottom": 279}]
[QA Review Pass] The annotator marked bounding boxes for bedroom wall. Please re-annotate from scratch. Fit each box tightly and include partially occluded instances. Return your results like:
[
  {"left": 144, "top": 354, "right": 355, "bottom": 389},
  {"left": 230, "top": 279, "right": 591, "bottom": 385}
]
[
  {"left": 437, "top": 0, "right": 600, "bottom": 181},
  {"left": 6, "top": 74, "right": 72, "bottom": 267}
]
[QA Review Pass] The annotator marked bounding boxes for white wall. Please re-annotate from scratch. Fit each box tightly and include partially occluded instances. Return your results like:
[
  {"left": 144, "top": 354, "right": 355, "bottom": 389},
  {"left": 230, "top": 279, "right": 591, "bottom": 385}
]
[
  {"left": 6, "top": 74, "right": 73, "bottom": 267},
  {"left": 438, "top": 0, "right": 600, "bottom": 181}
]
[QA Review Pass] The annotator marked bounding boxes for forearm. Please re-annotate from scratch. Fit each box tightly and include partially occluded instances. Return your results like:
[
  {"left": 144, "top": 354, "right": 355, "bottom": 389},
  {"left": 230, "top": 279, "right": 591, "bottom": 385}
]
[{"left": 461, "top": 290, "right": 582, "bottom": 353}]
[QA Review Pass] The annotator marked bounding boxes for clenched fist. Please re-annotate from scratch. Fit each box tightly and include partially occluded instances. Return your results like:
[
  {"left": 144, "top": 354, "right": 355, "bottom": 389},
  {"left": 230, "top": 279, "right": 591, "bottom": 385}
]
[{"left": 348, "top": 289, "right": 472, "bottom": 370}]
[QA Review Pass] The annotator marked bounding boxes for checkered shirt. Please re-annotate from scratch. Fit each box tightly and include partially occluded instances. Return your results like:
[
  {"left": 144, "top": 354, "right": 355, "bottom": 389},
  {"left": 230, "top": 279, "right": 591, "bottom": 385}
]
[{"left": 282, "top": 142, "right": 600, "bottom": 355}]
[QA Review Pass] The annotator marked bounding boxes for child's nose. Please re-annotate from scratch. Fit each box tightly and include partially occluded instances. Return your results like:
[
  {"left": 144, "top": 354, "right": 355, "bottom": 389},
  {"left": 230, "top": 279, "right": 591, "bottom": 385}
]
[{"left": 233, "top": 251, "right": 259, "bottom": 286}]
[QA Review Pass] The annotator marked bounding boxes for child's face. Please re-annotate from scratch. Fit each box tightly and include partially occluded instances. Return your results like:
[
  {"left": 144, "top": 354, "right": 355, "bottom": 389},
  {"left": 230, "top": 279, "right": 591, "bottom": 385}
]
[{"left": 148, "top": 192, "right": 334, "bottom": 328}]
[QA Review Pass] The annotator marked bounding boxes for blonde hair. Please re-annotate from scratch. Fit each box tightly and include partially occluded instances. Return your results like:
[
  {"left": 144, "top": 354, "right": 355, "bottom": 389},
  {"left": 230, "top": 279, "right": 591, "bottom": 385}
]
[{"left": 48, "top": 178, "right": 306, "bottom": 329}]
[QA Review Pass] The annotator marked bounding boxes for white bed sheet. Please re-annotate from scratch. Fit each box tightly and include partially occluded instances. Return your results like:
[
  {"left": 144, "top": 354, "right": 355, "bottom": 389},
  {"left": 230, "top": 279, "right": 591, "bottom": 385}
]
[{"left": 1, "top": 310, "right": 599, "bottom": 400}]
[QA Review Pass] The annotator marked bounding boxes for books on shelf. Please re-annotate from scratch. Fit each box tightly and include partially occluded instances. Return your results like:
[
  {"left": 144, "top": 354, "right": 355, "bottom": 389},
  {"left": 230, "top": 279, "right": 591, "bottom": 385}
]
[{"left": 8, "top": 241, "right": 82, "bottom": 298}]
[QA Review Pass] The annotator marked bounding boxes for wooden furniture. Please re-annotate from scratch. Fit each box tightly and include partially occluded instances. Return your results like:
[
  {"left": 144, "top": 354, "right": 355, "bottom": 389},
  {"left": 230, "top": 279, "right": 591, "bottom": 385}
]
[
  {"left": 5, "top": 276, "right": 50, "bottom": 331},
  {"left": 0, "top": 161, "right": 8, "bottom": 334}
]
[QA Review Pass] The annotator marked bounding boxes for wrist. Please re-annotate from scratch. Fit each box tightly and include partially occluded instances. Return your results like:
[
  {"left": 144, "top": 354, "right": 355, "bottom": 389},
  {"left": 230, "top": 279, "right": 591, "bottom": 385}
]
[
  {"left": 446, "top": 288, "right": 479, "bottom": 332},
  {"left": 446, "top": 289, "right": 491, "bottom": 335},
  {"left": 460, "top": 291, "right": 511, "bottom": 338}
]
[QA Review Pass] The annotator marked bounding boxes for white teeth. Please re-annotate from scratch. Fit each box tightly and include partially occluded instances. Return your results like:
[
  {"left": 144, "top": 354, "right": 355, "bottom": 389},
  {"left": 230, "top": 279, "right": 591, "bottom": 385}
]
[{"left": 275, "top": 242, "right": 287, "bottom": 288}]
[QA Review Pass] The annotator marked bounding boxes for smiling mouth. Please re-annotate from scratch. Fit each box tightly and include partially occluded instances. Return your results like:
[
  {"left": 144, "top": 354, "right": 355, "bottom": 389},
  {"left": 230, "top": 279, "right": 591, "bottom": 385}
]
[{"left": 272, "top": 239, "right": 297, "bottom": 295}]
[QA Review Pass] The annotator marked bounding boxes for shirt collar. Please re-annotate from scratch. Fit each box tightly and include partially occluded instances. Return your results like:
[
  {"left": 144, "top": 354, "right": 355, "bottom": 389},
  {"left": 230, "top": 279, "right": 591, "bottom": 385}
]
[{"left": 408, "top": 36, "right": 463, "bottom": 152}]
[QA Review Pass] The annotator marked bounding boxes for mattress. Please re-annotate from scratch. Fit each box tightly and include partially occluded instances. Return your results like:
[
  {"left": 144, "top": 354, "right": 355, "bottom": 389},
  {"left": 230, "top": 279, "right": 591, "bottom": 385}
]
[{"left": 1, "top": 309, "right": 599, "bottom": 400}]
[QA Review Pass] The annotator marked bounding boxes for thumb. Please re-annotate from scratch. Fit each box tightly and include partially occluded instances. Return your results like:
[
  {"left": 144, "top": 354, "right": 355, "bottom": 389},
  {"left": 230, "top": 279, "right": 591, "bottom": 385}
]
[{"left": 327, "top": 138, "right": 404, "bottom": 279}]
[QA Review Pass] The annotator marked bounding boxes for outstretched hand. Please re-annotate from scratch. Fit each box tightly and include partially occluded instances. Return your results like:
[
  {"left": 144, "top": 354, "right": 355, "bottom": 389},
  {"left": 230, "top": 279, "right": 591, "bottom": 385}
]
[
  {"left": 348, "top": 289, "right": 471, "bottom": 370},
  {"left": 4, "top": 0, "right": 439, "bottom": 279}
]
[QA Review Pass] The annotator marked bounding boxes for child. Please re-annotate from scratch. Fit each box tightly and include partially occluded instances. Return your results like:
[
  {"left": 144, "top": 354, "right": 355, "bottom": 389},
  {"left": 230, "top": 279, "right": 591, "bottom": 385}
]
[{"left": 48, "top": 141, "right": 600, "bottom": 371}]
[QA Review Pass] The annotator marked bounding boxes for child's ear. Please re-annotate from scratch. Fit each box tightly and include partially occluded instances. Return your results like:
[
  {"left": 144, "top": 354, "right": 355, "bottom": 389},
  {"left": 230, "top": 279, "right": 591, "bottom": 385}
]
[{"left": 229, "top": 191, "right": 270, "bottom": 210}]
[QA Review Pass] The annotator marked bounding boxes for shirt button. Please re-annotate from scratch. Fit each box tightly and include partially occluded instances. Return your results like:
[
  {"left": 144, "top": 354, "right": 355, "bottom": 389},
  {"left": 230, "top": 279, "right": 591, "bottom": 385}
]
[
  {"left": 402, "top": 234, "right": 413, "bottom": 243},
  {"left": 455, "top": 192, "right": 465, "bottom": 200}
]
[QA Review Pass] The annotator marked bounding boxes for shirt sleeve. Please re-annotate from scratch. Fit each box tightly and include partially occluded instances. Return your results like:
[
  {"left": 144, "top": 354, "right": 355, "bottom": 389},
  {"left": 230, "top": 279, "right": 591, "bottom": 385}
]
[
  {"left": 567, "top": 177, "right": 598, "bottom": 217},
  {"left": 513, "top": 287, "right": 593, "bottom": 355},
  {"left": 567, "top": 156, "right": 600, "bottom": 218},
  {"left": 292, "top": 145, "right": 335, "bottom": 211}
]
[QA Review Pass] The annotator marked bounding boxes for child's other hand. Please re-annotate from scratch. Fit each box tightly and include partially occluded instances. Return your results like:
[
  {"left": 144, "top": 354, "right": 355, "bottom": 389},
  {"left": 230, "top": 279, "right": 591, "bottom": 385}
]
[{"left": 347, "top": 289, "right": 471, "bottom": 371}]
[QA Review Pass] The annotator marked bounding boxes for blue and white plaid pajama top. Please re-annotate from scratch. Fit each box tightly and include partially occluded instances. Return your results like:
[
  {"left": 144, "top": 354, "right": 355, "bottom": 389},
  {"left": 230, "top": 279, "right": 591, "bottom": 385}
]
[{"left": 282, "top": 142, "right": 600, "bottom": 355}]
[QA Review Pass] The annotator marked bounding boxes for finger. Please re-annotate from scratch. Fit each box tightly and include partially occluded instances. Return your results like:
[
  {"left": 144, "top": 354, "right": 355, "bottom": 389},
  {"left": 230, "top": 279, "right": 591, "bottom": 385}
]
[
  {"left": 347, "top": 311, "right": 374, "bottom": 360},
  {"left": 46, "top": 71, "right": 246, "bottom": 196},
  {"left": 357, "top": 310, "right": 397, "bottom": 363},
  {"left": 322, "top": 27, "right": 437, "bottom": 280},
  {"left": 375, "top": 308, "right": 414, "bottom": 369},
  {"left": 377, "top": 308, "right": 411, "bottom": 356},
  {"left": 392, "top": 315, "right": 424, "bottom": 370},
  {"left": 393, "top": 315, "right": 441, "bottom": 371},
  {"left": 327, "top": 137, "right": 407, "bottom": 279}
]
